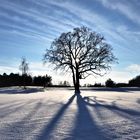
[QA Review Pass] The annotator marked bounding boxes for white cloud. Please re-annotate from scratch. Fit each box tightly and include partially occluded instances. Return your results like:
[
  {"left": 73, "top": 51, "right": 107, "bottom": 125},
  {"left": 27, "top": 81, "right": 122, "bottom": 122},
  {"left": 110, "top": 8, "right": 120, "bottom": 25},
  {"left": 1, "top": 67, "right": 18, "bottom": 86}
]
[
  {"left": 126, "top": 64, "right": 140, "bottom": 73},
  {"left": 0, "top": 66, "right": 19, "bottom": 74}
]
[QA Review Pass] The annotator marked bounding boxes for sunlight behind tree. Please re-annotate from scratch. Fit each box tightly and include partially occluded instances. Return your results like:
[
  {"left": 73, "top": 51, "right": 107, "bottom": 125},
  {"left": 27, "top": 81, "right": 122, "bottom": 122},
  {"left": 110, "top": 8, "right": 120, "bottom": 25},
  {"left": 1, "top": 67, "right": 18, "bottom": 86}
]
[{"left": 44, "top": 26, "right": 117, "bottom": 93}]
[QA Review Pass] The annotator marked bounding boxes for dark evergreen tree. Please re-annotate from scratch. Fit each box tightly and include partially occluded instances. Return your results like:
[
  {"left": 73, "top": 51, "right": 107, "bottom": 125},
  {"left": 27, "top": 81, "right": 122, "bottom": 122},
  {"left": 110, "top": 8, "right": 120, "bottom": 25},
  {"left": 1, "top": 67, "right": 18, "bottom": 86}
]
[
  {"left": 129, "top": 75, "right": 140, "bottom": 87},
  {"left": 105, "top": 79, "right": 116, "bottom": 87}
]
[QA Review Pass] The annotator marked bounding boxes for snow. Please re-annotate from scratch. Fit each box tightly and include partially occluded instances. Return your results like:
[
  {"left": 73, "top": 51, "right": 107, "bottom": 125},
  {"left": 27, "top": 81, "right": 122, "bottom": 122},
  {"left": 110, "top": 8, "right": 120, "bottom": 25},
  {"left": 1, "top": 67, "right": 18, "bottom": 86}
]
[{"left": 0, "top": 87, "right": 140, "bottom": 140}]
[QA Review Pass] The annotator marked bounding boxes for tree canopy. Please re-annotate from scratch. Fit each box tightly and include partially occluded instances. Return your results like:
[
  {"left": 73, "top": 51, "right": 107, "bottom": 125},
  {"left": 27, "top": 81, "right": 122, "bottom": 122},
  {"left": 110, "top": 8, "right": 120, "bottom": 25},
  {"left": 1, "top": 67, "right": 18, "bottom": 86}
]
[{"left": 44, "top": 26, "right": 117, "bottom": 92}]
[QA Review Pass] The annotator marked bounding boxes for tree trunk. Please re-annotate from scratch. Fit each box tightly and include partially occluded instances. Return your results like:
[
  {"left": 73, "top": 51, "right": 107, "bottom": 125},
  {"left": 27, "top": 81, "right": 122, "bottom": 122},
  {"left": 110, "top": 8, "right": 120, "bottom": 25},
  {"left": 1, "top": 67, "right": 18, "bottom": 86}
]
[
  {"left": 71, "top": 63, "right": 80, "bottom": 93},
  {"left": 75, "top": 82, "right": 80, "bottom": 93},
  {"left": 71, "top": 66, "right": 76, "bottom": 90},
  {"left": 75, "top": 65, "right": 80, "bottom": 94}
]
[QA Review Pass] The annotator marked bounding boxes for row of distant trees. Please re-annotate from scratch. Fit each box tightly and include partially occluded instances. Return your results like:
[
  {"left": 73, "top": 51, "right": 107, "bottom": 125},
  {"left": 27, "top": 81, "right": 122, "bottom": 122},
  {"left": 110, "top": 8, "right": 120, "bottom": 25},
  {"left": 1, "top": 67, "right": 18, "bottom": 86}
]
[
  {"left": 105, "top": 76, "right": 140, "bottom": 87},
  {"left": 0, "top": 73, "right": 52, "bottom": 88},
  {"left": 86, "top": 76, "right": 140, "bottom": 88},
  {"left": 0, "top": 72, "right": 140, "bottom": 88}
]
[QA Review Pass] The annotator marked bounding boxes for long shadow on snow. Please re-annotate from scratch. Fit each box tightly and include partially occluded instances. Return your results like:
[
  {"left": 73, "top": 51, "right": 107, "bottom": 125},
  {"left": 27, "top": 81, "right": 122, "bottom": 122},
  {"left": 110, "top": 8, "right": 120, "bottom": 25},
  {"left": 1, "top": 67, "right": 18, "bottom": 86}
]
[
  {"left": 83, "top": 96, "right": 140, "bottom": 133},
  {"left": 83, "top": 96, "right": 140, "bottom": 117},
  {"left": 38, "top": 93, "right": 108, "bottom": 140},
  {"left": 0, "top": 100, "right": 36, "bottom": 118},
  {"left": 137, "top": 98, "right": 140, "bottom": 104},
  {"left": 0, "top": 87, "right": 44, "bottom": 94},
  {"left": 1, "top": 100, "right": 43, "bottom": 139},
  {"left": 69, "top": 94, "right": 107, "bottom": 140},
  {"left": 38, "top": 94, "right": 76, "bottom": 140},
  {"left": 82, "top": 96, "right": 140, "bottom": 139}
]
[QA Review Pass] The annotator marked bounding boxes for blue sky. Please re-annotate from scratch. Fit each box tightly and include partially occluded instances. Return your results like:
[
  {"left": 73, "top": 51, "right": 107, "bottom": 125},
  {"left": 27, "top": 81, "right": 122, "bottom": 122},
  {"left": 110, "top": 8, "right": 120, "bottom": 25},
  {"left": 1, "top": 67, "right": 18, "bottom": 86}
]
[{"left": 0, "top": 0, "right": 140, "bottom": 84}]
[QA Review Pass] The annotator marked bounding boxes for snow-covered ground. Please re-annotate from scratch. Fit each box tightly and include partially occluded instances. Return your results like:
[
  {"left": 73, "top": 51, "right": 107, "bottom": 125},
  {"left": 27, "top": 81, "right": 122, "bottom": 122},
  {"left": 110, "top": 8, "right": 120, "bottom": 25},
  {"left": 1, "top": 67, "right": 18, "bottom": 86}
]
[{"left": 0, "top": 87, "right": 140, "bottom": 140}]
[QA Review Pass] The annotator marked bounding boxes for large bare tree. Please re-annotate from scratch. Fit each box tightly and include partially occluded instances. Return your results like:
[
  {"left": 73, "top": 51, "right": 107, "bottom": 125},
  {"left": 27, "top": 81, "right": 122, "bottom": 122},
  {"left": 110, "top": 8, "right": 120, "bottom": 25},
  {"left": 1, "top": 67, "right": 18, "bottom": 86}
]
[{"left": 44, "top": 27, "right": 117, "bottom": 93}]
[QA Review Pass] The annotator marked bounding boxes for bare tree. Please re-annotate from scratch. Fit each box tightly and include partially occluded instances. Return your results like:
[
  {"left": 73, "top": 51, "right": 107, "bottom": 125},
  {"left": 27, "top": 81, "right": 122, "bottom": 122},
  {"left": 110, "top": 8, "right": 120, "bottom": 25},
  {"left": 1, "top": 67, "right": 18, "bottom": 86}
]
[
  {"left": 19, "top": 57, "right": 29, "bottom": 89},
  {"left": 44, "top": 27, "right": 117, "bottom": 93}
]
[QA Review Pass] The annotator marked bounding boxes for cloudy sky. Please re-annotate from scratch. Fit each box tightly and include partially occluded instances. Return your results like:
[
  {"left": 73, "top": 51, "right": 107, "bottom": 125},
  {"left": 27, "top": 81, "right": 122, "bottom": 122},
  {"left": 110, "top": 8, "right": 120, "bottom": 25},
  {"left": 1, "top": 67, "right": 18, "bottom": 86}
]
[{"left": 0, "top": 0, "right": 140, "bottom": 85}]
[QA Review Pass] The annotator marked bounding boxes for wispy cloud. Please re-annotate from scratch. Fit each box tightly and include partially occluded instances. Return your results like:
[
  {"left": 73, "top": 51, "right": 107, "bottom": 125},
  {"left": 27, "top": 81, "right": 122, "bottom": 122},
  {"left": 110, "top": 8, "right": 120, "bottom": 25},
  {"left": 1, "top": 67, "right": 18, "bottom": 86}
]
[
  {"left": 1, "top": 0, "right": 139, "bottom": 52},
  {"left": 99, "top": 0, "right": 140, "bottom": 24},
  {"left": 46, "top": 0, "right": 140, "bottom": 60},
  {"left": 0, "top": 0, "right": 139, "bottom": 83}
]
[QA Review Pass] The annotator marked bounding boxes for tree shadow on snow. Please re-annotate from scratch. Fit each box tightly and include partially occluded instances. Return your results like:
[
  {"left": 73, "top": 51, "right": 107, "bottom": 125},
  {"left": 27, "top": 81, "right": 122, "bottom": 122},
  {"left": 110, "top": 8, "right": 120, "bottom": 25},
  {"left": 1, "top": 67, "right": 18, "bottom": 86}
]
[
  {"left": 38, "top": 93, "right": 109, "bottom": 140},
  {"left": 137, "top": 98, "right": 140, "bottom": 104},
  {"left": 0, "top": 100, "right": 36, "bottom": 118},
  {"left": 0, "top": 87, "right": 44, "bottom": 94},
  {"left": 1, "top": 99, "right": 43, "bottom": 139},
  {"left": 69, "top": 94, "right": 107, "bottom": 140},
  {"left": 83, "top": 96, "right": 140, "bottom": 117},
  {"left": 38, "top": 94, "right": 76, "bottom": 140},
  {"left": 37, "top": 92, "right": 140, "bottom": 140}
]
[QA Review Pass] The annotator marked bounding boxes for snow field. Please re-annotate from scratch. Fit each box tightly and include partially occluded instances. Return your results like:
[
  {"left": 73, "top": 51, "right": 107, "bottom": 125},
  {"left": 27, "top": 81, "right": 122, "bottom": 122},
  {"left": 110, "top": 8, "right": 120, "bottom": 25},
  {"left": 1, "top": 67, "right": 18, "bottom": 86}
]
[{"left": 0, "top": 87, "right": 140, "bottom": 140}]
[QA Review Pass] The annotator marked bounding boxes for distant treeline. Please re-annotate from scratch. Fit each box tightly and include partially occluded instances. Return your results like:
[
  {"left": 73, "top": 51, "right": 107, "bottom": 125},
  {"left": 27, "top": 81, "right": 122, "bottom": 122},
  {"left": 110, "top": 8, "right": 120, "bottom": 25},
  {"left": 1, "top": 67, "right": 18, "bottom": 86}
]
[
  {"left": 105, "top": 76, "right": 140, "bottom": 87},
  {"left": 0, "top": 73, "right": 52, "bottom": 87},
  {"left": 0, "top": 72, "right": 140, "bottom": 88},
  {"left": 85, "top": 75, "right": 140, "bottom": 88}
]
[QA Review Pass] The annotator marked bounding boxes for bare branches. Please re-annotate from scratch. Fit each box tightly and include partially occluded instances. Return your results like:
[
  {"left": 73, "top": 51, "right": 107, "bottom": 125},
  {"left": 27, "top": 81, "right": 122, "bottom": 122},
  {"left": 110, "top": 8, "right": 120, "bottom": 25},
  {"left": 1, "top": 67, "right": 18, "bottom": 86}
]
[{"left": 43, "top": 26, "right": 117, "bottom": 91}]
